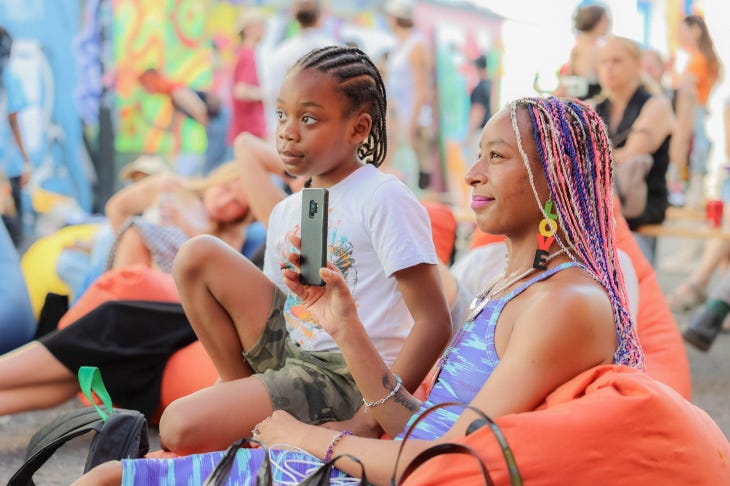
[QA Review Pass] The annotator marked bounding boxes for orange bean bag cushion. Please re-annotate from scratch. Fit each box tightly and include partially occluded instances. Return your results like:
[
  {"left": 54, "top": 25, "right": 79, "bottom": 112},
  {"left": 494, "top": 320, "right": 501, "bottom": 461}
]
[
  {"left": 158, "top": 340, "right": 218, "bottom": 415},
  {"left": 469, "top": 227, "right": 505, "bottom": 249},
  {"left": 57, "top": 265, "right": 182, "bottom": 417},
  {"left": 612, "top": 213, "right": 692, "bottom": 399},
  {"left": 403, "top": 365, "right": 729, "bottom": 485},
  {"left": 421, "top": 201, "right": 458, "bottom": 265},
  {"left": 58, "top": 264, "right": 180, "bottom": 330}
]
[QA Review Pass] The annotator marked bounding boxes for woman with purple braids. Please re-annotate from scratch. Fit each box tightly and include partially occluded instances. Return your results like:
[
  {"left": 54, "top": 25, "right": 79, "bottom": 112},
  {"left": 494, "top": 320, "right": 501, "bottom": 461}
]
[{"left": 75, "top": 96, "right": 645, "bottom": 485}]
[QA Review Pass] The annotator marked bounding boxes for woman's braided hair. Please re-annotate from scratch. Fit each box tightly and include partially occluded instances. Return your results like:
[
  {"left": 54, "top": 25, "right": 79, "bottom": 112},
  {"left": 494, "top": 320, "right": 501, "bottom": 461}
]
[
  {"left": 294, "top": 45, "right": 387, "bottom": 167},
  {"left": 512, "top": 96, "right": 644, "bottom": 370}
]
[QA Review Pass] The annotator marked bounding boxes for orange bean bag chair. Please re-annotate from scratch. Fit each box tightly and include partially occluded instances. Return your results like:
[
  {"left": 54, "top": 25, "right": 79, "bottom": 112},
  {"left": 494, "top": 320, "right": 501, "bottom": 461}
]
[
  {"left": 57, "top": 265, "right": 203, "bottom": 423},
  {"left": 402, "top": 365, "right": 729, "bottom": 485},
  {"left": 421, "top": 201, "right": 458, "bottom": 265},
  {"left": 158, "top": 340, "right": 218, "bottom": 415},
  {"left": 57, "top": 264, "right": 180, "bottom": 329},
  {"left": 612, "top": 213, "right": 691, "bottom": 399}
]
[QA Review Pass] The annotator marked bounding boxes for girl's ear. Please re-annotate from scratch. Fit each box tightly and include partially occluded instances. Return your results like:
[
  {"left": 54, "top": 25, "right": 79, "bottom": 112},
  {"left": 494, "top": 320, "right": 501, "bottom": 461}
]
[{"left": 349, "top": 112, "right": 372, "bottom": 144}]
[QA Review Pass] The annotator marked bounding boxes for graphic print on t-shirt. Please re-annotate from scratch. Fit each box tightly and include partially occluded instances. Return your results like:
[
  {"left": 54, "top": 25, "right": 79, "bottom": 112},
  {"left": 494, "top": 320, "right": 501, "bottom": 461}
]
[{"left": 283, "top": 213, "right": 357, "bottom": 346}]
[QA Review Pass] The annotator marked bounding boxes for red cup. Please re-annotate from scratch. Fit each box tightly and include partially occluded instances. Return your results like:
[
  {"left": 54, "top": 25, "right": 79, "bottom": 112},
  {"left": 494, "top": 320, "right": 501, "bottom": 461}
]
[{"left": 706, "top": 200, "right": 724, "bottom": 228}]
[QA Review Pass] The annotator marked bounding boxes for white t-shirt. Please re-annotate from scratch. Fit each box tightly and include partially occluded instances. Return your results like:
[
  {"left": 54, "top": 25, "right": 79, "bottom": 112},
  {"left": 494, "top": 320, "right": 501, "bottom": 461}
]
[{"left": 263, "top": 164, "right": 437, "bottom": 365}]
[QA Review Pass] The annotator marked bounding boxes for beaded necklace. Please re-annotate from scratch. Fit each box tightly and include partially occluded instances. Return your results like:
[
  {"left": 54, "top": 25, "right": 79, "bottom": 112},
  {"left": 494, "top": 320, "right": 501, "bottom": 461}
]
[
  {"left": 432, "top": 248, "right": 567, "bottom": 379},
  {"left": 463, "top": 248, "right": 567, "bottom": 323}
]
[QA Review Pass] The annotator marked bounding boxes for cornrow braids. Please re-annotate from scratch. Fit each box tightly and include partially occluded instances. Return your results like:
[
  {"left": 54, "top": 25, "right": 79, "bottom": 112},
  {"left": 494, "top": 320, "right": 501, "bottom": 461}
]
[
  {"left": 294, "top": 45, "right": 387, "bottom": 167},
  {"left": 511, "top": 96, "right": 644, "bottom": 370}
]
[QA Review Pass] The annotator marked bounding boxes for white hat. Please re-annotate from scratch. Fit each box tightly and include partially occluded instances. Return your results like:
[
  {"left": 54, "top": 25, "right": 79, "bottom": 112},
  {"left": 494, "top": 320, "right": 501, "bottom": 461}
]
[
  {"left": 119, "top": 155, "right": 171, "bottom": 182},
  {"left": 384, "top": 0, "right": 414, "bottom": 21}
]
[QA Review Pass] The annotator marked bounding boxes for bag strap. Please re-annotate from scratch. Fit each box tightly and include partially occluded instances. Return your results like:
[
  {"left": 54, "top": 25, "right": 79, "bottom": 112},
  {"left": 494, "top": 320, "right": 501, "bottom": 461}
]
[
  {"left": 7, "top": 408, "right": 106, "bottom": 486},
  {"left": 390, "top": 401, "right": 522, "bottom": 486},
  {"left": 399, "top": 442, "right": 494, "bottom": 486},
  {"left": 203, "top": 437, "right": 271, "bottom": 486},
  {"left": 78, "top": 366, "right": 114, "bottom": 421}
]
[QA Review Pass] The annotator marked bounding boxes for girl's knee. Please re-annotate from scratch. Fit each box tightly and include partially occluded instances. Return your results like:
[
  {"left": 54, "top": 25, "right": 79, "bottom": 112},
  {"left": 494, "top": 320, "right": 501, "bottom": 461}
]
[
  {"left": 173, "top": 235, "right": 221, "bottom": 279},
  {"left": 158, "top": 396, "right": 203, "bottom": 454}
]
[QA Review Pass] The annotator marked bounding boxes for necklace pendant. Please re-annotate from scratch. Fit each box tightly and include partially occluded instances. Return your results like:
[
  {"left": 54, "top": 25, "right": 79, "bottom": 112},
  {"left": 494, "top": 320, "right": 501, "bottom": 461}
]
[{"left": 465, "top": 295, "right": 491, "bottom": 323}]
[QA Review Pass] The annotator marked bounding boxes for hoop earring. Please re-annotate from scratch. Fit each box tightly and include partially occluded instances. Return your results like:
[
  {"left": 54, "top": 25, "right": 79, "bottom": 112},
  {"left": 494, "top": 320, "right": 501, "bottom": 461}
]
[{"left": 534, "top": 200, "right": 558, "bottom": 270}]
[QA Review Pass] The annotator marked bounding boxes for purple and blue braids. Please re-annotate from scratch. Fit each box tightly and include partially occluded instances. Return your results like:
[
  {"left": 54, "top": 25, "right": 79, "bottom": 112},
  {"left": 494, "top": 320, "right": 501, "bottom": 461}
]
[{"left": 511, "top": 96, "right": 644, "bottom": 370}]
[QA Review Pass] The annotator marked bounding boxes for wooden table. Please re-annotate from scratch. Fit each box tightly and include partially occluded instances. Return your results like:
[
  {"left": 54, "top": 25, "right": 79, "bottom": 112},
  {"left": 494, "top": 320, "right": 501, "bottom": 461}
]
[{"left": 636, "top": 206, "right": 730, "bottom": 240}]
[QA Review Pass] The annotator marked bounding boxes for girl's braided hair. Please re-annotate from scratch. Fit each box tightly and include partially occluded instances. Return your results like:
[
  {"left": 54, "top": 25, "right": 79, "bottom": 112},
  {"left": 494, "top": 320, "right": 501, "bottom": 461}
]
[{"left": 294, "top": 45, "right": 387, "bottom": 167}]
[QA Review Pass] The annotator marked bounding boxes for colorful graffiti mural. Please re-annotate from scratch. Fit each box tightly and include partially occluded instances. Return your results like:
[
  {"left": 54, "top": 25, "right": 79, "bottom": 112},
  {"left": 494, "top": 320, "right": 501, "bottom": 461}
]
[
  {"left": 416, "top": 2, "right": 503, "bottom": 210},
  {"left": 113, "top": 0, "right": 212, "bottom": 157}
]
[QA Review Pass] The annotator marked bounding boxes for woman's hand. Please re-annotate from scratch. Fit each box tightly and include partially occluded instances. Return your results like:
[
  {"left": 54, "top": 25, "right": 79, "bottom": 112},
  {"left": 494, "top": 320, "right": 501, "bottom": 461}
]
[
  {"left": 252, "top": 410, "right": 311, "bottom": 449},
  {"left": 281, "top": 234, "right": 360, "bottom": 340}
]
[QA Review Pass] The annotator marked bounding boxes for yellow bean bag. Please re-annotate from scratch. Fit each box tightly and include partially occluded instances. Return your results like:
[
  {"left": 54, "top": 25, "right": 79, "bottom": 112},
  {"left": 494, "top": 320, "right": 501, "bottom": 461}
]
[{"left": 21, "top": 223, "right": 102, "bottom": 319}]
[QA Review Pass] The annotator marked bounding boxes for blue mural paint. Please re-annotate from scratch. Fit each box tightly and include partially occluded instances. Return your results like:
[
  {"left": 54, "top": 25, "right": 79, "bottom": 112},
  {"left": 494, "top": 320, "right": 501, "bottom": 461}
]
[{"left": 0, "top": 0, "right": 90, "bottom": 212}]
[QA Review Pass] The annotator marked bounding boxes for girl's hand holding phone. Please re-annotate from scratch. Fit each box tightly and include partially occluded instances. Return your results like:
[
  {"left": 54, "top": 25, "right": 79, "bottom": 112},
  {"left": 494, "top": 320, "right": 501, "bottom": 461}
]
[{"left": 281, "top": 234, "right": 359, "bottom": 340}]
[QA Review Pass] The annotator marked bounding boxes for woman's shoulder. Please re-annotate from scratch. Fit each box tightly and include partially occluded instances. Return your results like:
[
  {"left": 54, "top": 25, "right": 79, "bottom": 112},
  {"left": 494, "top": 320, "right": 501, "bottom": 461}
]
[
  {"left": 643, "top": 92, "right": 673, "bottom": 112},
  {"left": 511, "top": 267, "right": 616, "bottom": 357},
  {"left": 637, "top": 94, "right": 675, "bottom": 131},
  {"left": 521, "top": 266, "right": 614, "bottom": 329}
]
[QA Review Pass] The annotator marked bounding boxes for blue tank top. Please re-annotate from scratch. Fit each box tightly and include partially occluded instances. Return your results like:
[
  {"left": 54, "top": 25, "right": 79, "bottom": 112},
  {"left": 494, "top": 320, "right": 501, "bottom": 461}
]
[{"left": 399, "top": 262, "right": 580, "bottom": 440}]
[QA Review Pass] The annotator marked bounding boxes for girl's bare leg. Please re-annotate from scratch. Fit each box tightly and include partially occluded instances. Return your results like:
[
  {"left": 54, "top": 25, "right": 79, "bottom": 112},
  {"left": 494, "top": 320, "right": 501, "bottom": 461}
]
[
  {"left": 0, "top": 342, "right": 78, "bottom": 415},
  {"left": 109, "top": 227, "right": 152, "bottom": 270},
  {"left": 668, "top": 226, "right": 730, "bottom": 311},
  {"left": 172, "top": 234, "right": 275, "bottom": 381},
  {"left": 159, "top": 376, "right": 273, "bottom": 454},
  {"left": 166, "top": 234, "right": 277, "bottom": 453},
  {"left": 70, "top": 460, "right": 122, "bottom": 486}
]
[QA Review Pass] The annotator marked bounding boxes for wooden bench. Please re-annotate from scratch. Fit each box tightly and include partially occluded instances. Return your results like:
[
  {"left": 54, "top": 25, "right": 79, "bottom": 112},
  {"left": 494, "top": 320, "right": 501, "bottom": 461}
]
[{"left": 636, "top": 206, "right": 730, "bottom": 240}]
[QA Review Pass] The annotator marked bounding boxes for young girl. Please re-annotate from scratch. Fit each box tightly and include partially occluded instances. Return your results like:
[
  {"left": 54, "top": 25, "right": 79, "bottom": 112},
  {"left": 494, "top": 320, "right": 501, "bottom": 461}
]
[
  {"left": 153, "top": 45, "right": 451, "bottom": 455},
  {"left": 76, "top": 96, "right": 644, "bottom": 485}
]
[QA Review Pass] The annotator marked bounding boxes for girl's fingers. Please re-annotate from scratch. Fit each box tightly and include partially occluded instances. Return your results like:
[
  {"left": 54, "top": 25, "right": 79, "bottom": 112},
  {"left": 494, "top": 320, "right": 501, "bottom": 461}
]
[{"left": 288, "top": 233, "right": 302, "bottom": 251}]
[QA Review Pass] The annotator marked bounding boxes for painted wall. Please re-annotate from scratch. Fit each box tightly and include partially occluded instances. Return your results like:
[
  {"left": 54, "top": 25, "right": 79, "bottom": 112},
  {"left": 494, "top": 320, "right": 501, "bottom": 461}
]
[
  {"left": 113, "top": 0, "right": 210, "bottom": 156},
  {"left": 0, "top": 0, "right": 90, "bottom": 211}
]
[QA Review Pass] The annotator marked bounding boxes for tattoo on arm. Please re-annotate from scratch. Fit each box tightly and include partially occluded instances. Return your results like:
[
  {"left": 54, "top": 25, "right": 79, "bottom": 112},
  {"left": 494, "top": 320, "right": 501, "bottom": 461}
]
[
  {"left": 394, "top": 392, "right": 420, "bottom": 412},
  {"left": 381, "top": 374, "right": 420, "bottom": 412}
]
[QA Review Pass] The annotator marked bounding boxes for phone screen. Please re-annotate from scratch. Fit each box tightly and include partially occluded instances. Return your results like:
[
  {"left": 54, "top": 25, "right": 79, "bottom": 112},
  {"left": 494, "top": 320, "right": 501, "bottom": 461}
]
[{"left": 299, "top": 188, "right": 329, "bottom": 286}]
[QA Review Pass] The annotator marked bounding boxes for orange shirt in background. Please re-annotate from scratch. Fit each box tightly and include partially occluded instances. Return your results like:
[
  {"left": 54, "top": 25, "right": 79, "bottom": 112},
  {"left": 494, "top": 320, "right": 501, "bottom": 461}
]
[{"left": 686, "top": 52, "right": 717, "bottom": 106}]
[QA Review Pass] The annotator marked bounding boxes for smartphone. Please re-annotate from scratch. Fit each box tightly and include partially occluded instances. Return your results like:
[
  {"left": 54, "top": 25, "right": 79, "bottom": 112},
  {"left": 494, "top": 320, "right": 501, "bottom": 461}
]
[{"left": 299, "top": 188, "right": 329, "bottom": 286}]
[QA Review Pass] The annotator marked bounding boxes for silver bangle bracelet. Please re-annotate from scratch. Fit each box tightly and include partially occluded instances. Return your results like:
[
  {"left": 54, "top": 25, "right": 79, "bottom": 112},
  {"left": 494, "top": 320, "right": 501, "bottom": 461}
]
[{"left": 362, "top": 373, "right": 402, "bottom": 410}]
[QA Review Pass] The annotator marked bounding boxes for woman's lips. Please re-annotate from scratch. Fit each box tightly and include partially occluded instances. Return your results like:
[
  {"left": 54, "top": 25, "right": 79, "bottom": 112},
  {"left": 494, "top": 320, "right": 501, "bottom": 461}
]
[{"left": 471, "top": 195, "right": 494, "bottom": 209}]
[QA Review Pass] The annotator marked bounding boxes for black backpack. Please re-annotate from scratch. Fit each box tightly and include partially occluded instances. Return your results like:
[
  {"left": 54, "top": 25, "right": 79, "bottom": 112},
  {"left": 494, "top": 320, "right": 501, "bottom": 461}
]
[{"left": 8, "top": 367, "right": 149, "bottom": 486}]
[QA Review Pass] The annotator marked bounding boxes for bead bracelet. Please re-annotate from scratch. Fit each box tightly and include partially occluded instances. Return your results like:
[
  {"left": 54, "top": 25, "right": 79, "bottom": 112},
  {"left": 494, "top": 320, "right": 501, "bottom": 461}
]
[
  {"left": 362, "top": 373, "right": 402, "bottom": 412},
  {"left": 324, "top": 429, "right": 352, "bottom": 463}
]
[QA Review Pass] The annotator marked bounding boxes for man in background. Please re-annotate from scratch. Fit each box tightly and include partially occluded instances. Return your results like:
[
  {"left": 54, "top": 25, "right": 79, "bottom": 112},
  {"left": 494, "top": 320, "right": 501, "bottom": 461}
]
[
  {"left": 466, "top": 54, "right": 494, "bottom": 163},
  {"left": 262, "top": 0, "right": 337, "bottom": 128},
  {"left": 0, "top": 26, "right": 32, "bottom": 248}
]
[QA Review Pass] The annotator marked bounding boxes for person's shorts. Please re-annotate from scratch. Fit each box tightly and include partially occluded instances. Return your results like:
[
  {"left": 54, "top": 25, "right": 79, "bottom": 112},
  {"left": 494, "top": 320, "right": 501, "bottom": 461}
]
[{"left": 243, "top": 287, "right": 362, "bottom": 424}]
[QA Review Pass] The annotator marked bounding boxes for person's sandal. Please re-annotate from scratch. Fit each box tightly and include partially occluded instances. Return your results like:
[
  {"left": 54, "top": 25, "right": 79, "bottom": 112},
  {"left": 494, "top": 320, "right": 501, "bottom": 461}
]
[{"left": 667, "top": 282, "right": 706, "bottom": 313}]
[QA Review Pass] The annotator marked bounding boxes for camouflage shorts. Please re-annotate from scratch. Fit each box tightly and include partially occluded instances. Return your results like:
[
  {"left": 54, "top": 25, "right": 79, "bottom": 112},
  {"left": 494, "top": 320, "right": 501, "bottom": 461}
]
[{"left": 243, "top": 287, "right": 362, "bottom": 425}]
